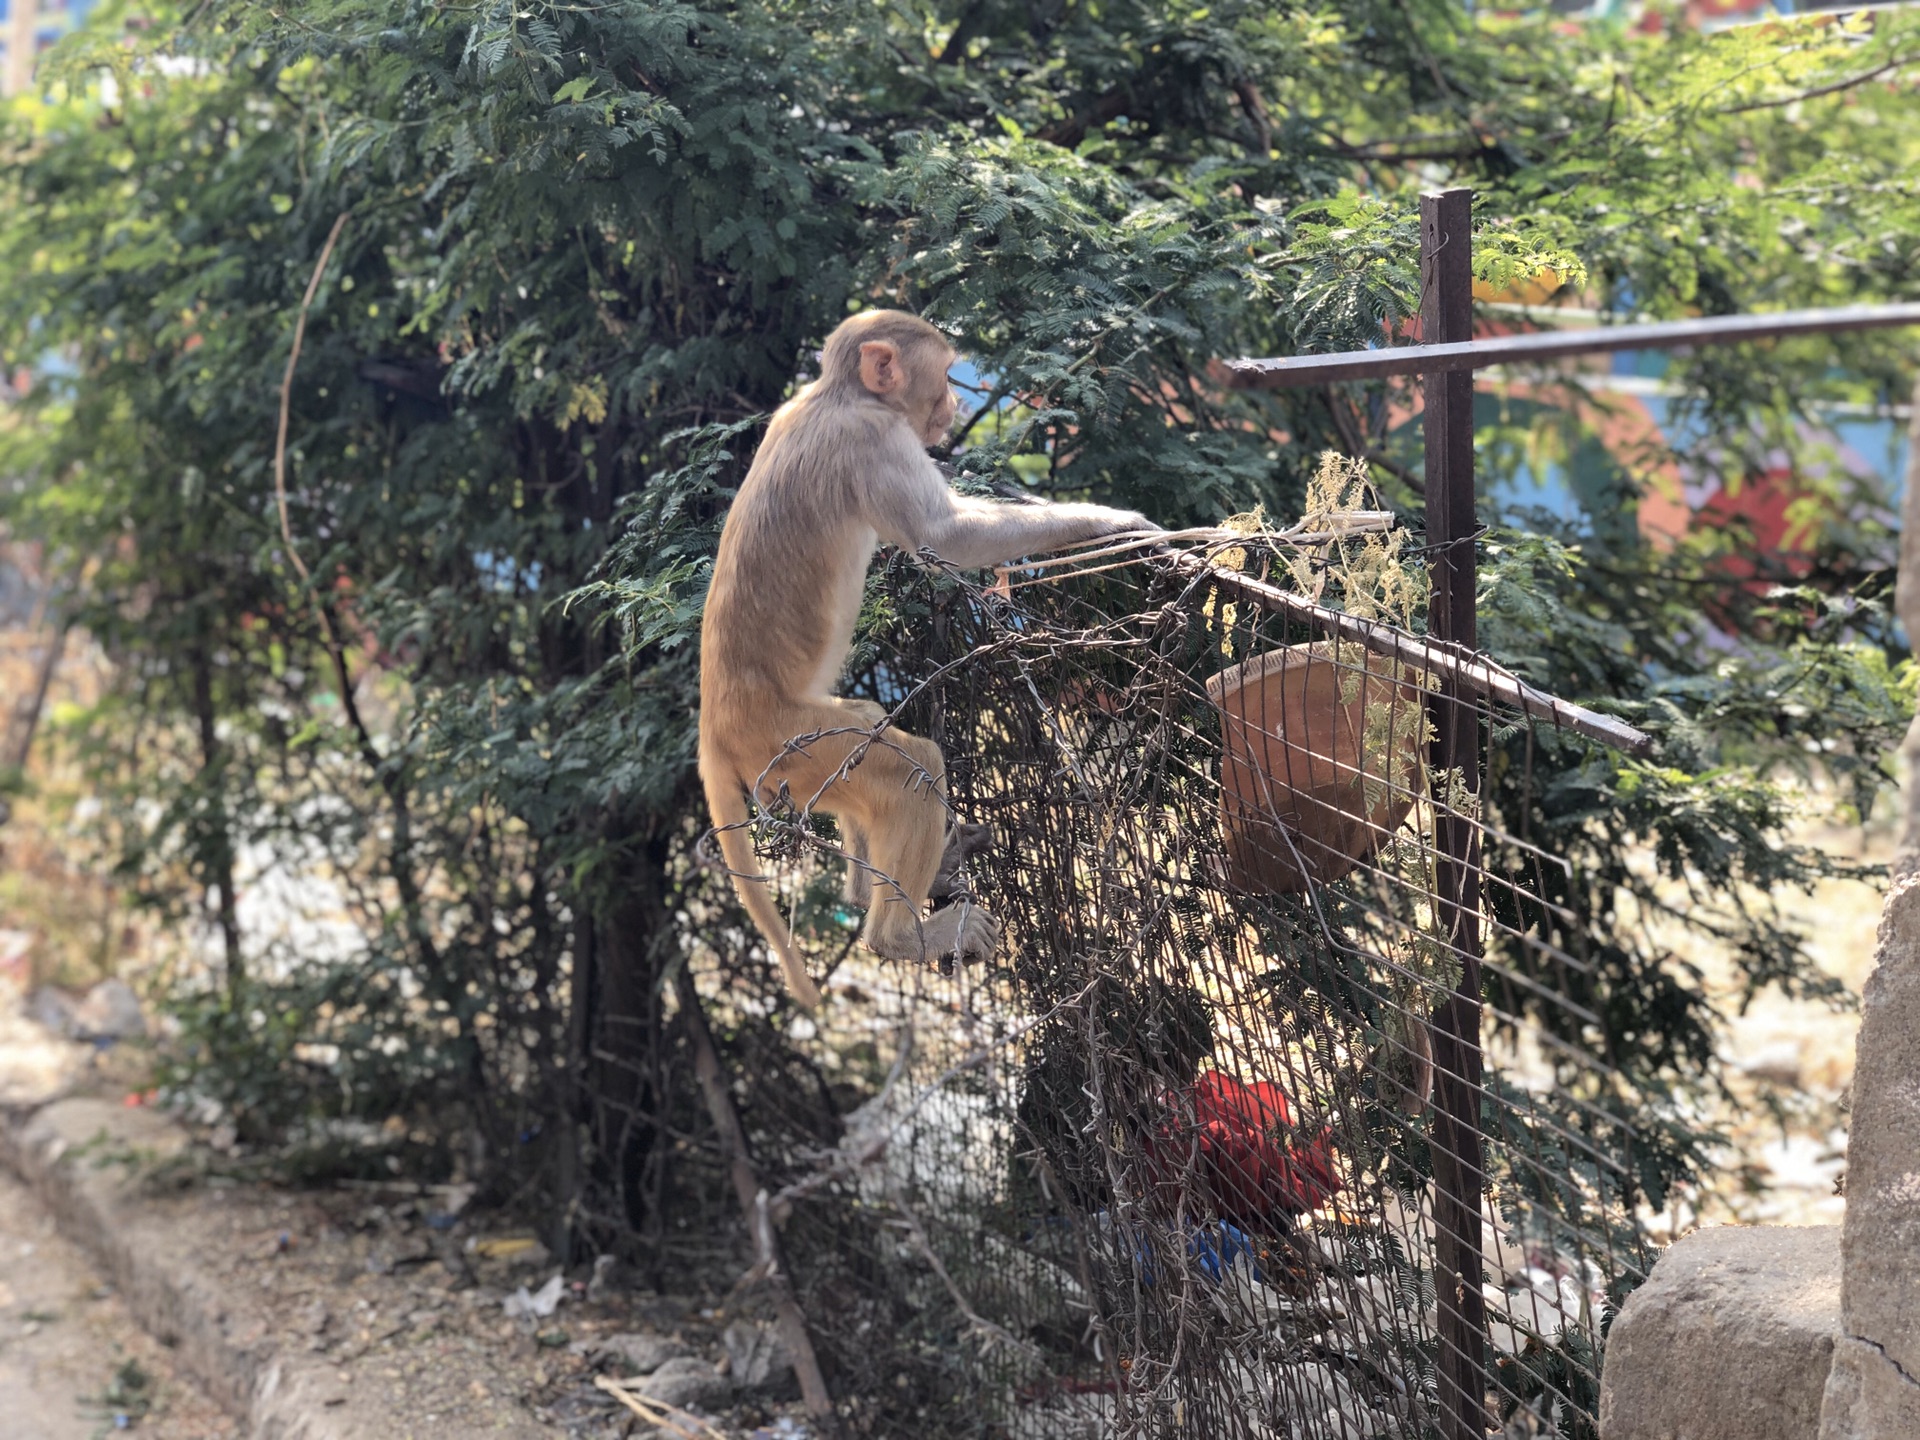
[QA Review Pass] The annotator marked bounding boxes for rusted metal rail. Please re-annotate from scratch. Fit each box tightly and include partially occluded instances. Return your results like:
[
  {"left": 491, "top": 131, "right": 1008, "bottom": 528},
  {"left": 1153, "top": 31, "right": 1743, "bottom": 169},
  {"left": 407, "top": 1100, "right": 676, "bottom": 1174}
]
[
  {"left": 1224, "top": 300, "right": 1920, "bottom": 389},
  {"left": 1165, "top": 551, "right": 1653, "bottom": 756}
]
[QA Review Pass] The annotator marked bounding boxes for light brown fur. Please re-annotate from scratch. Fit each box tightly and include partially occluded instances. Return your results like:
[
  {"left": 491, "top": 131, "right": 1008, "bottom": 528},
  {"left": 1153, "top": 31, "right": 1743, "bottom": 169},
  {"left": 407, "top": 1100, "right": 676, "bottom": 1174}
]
[{"left": 699, "top": 310, "right": 1155, "bottom": 1007}]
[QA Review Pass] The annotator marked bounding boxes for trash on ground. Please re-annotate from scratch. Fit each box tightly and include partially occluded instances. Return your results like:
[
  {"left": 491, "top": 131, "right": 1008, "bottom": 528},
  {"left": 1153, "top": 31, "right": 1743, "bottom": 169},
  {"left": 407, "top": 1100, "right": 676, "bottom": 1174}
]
[
  {"left": 502, "top": 1271, "right": 565, "bottom": 1319},
  {"left": 23, "top": 986, "right": 77, "bottom": 1036},
  {"left": 637, "top": 1353, "right": 733, "bottom": 1410},
  {"left": 723, "top": 1318, "right": 792, "bottom": 1391},
  {"left": 73, "top": 979, "right": 146, "bottom": 1042},
  {"left": 0, "top": 930, "right": 31, "bottom": 981},
  {"left": 593, "top": 1373, "right": 729, "bottom": 1440},
  {"left": 585, "top": 1251, "right": 623, "bottom": 1302},
  {"left": 82, "top": 1358, "right": 154, "bottom": 1431},
  {"left": 587, "top": 1330, "right": 692, "bottom": 1375},
  {"left": 472, "top": 1234, "right": 550, "bottom": 1269}
]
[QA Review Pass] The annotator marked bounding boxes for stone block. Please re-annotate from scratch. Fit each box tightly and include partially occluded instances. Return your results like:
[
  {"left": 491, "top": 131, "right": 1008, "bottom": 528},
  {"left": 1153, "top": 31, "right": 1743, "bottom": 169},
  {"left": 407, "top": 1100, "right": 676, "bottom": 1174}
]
[
  {"left": 1599, "top": 1223, "right": 1840, "bottom": 1440},
  {"left": 1819, "top": 1335, "right": 1920, "bottom": 1440}
]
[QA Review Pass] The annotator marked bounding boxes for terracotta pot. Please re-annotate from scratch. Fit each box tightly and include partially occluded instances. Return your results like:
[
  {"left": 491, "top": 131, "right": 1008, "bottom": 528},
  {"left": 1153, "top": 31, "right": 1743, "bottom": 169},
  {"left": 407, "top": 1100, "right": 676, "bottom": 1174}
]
[{"left": 1203, "top": 642, "right": 1423, "bottom": 893}]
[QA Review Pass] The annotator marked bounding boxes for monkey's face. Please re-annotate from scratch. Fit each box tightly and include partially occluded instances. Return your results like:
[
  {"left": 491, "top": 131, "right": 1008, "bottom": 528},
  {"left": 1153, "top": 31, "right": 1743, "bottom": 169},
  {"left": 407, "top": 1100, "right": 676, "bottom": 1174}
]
[
  {"left": 917, "top": 349, "right": 959, "bottom": 445},
  {"left": 855, "top": 332, "right": 959, "bottom": 444}
]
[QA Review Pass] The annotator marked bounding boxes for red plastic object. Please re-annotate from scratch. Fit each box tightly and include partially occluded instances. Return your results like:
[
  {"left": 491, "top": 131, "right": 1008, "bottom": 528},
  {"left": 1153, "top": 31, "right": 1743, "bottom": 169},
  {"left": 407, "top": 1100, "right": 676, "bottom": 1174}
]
[{"left": 1146, "top": 1070, "right": 1341, "bottom": 1229}]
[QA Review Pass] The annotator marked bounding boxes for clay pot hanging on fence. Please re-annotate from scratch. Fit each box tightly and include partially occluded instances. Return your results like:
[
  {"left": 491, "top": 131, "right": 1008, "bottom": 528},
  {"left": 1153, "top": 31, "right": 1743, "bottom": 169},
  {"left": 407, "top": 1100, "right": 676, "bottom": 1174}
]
[{"left": 1204, "top": 642, "right": 1425, "bottom": 893}]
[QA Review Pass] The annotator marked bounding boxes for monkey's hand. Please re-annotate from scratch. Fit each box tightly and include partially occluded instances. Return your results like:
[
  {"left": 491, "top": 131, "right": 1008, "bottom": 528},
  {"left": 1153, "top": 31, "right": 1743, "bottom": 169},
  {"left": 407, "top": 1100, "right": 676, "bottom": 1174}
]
[{"left": 1098, "top": 508, "right": 1162, "bottom": 538}]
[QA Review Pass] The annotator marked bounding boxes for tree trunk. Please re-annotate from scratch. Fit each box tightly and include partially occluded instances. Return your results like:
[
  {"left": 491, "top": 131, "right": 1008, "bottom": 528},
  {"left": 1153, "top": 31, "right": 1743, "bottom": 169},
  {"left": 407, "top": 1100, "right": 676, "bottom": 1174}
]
[
  {"left": 190, "top": 642, "right": 244, "bottom": 997},
  {"left": 7, "top": 619, "right": 65, "bottom": 774},
  {"left": 588, "top": 830, "right": 673, "bottom": 1248}
]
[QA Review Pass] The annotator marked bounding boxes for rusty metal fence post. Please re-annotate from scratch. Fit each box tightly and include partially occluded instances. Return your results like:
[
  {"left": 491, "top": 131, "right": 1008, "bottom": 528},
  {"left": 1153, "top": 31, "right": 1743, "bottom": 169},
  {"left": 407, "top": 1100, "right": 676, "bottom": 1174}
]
[
  {"left": 1420, "top": 186, "right": 1490, "bottom": 1440},
  {"left": 1219, "top": 184, "right": 1920, "bottom": 1440}
]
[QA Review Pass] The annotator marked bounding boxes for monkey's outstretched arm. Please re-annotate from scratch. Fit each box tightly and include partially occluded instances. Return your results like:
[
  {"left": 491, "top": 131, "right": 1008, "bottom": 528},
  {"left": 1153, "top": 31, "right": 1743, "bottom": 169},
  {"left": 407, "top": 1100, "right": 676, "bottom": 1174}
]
[
  {"left": 866, "top": 446, "right": 1157, "bottom": 571},
  {"left": 922, "top": 494, "right": 1155, "bottom": 569}
]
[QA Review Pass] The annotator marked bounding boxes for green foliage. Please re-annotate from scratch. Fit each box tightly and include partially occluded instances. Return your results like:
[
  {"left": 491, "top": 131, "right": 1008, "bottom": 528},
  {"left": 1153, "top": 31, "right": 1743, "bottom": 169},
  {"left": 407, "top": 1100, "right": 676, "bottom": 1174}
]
[{"left": 1, "top": 0, "right": 1915, "bottom": 1286}]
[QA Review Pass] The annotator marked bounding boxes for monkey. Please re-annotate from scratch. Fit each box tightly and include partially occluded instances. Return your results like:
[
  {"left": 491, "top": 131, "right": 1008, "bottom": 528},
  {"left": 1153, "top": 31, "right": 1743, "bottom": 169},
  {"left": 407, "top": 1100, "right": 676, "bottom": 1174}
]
[{"left": 699, "top": 309, "right": 1158, "bottom": 1009}]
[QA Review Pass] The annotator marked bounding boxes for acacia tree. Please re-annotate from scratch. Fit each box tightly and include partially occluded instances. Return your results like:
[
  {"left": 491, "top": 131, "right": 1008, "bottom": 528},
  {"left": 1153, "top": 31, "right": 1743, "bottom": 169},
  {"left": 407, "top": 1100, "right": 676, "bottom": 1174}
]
[{"left": 2, "top": 0, "right": 1917, "bottom": 1252}]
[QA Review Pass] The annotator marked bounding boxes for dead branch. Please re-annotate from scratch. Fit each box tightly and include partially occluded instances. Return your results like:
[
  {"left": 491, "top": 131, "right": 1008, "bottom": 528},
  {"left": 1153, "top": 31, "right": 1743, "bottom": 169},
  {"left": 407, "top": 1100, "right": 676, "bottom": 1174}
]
[{"left": 675, "top": 966, "right": 836, "bottom": 1428}]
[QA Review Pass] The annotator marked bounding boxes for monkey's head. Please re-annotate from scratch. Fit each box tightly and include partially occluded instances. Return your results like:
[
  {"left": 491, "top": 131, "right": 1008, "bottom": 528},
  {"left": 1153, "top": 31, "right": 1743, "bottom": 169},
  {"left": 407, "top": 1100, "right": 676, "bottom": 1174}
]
[{"left": 820, "top": 309, "right": 958, "bottom": 446}]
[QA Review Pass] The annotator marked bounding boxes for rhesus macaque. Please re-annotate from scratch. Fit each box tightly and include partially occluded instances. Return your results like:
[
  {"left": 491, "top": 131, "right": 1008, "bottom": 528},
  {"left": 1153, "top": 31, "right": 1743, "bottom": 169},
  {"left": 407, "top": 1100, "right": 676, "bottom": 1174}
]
[{"left": 700, "top": 310, "right": 1157, "bottom": 1008}]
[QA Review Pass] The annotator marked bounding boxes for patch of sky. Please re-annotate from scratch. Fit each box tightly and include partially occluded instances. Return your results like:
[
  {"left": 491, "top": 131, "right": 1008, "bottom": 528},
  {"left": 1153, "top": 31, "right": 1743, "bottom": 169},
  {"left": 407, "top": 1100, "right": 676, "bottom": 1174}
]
[
  {"left": 948, "top": 356, "right": 1032, "bottom": 471},
  {"left": 862, "top": 660, "right": 911, "bottom": 708},
  {"left": 473, "top": 551, "right": 543, "bottom": 593},
  {"left": 1833, "top": 417, "right": 1909, "bottom": 505},
  {"left": 14, "top": 343, "right": 81, "bottom": 402},
  {"left": 970, "top": 593, "right": 1026, "bottom": 633},
  {"left": 948, "top": 358, "right": 1001, "bottom": 423}
]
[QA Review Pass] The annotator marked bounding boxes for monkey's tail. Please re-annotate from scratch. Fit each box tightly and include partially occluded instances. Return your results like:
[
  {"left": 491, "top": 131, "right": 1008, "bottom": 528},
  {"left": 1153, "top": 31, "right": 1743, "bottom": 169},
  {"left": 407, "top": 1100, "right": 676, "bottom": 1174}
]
[{"left": 703, "top": 768, "right": 825, "bottom": 1011}]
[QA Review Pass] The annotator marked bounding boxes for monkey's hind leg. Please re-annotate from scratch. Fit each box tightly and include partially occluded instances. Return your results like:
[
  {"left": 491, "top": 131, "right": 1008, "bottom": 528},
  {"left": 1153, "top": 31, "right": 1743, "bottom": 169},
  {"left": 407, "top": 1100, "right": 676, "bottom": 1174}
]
[
  {"left": 852, "top": 729, "right": 999, "bottom": 970},
  {"left": 841, "top": 819, "right": 873, "bottom": 908},
  {"left": 853, "top": 819, "right": 997, "bottom": 972},
  {"left": 824, "top": 700, "right": 887, "bottom": 909},
  {"left": 759, "top": 700, "right": 998, "bottom": 971}
]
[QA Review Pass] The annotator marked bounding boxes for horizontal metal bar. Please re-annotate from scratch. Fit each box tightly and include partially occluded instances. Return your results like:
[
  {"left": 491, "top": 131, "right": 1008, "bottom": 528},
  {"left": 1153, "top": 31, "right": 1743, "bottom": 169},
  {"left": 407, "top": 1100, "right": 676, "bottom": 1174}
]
[
  {"left": 1225, "top": 301, "right": 1920, "bottom": 389},
  {"left": 1167, "top": 551, "right": 1655, "bottom": 756}
]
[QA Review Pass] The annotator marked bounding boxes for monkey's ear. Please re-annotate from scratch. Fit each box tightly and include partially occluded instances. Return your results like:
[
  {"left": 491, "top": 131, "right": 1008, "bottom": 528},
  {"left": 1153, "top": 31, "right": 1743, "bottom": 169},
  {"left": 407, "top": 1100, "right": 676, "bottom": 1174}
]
[{"left": 858, "top": 341, "right": 903, "bottom": 395}]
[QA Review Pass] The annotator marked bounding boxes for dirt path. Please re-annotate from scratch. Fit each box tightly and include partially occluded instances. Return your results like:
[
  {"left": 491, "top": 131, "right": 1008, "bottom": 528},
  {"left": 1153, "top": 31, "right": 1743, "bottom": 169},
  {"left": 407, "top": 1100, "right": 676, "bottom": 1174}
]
[{"left": 0, "top": 1166, "right": 233, "bottom": 1440}]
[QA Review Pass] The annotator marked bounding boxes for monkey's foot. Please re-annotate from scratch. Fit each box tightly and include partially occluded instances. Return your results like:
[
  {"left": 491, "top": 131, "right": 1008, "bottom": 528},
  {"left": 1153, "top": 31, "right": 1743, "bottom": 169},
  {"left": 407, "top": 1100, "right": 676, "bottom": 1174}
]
[
  {"left": 917, "top": 902, "right": 999, "bottom": 973},
  {"left": 865, "top": 902, "right": 1000, "bottom": 972}
]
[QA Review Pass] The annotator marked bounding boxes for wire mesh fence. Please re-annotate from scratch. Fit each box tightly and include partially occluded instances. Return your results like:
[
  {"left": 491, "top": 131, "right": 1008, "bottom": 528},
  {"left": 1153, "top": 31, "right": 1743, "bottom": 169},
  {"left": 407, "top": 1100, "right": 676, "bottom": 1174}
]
[{"left": 641, "top": 499, "right": 1652, "bottom": 1440}]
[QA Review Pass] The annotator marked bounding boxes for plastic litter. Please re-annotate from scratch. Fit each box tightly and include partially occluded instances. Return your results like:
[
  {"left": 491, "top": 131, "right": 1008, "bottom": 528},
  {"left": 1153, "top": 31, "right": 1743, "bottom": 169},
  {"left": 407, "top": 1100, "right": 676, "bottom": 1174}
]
[
  {"left": 585, "top": 1252, "right": 619, "bottom": 1302},
  {"left": 472, "top": 1234, "right": 546, "bottom": 1264},
  {"left": 23, "top": 987, "right": 78, "bottom": 1036},
  {"left": 502, "top": 1271, "right": 565, "bottom": 1319},
  {"left": 723, "top": 1318, "right": 792, "bottom": 1391},
  {"left": 1121, "top": 1216, "right": 1267, "bottom": 1287}
]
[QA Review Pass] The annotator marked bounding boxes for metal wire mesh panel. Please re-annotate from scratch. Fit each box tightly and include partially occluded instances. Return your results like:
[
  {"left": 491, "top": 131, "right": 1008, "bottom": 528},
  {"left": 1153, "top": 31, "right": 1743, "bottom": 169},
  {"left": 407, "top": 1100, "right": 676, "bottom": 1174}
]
[{"left": 693, "top": 530, "right": 1649, "bottom": 1440}]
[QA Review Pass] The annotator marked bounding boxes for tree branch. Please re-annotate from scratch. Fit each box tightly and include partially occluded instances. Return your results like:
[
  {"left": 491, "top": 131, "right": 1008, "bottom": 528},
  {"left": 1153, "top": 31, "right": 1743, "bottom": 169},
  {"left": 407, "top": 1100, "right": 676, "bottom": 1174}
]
[
  {"left": 676, "top": 967, "right": 836, "bottom": 1426},
  {"left": 271, "top": 211, "right": 459, "bottom": 1032},
  {"left": 936, "top": 0, "right": 988, "bottom": 64},
  {"left": 1721, "top": 55, "right": 1916, "bottom": 114},
  {"left": 1231, "top": 78, "right": 1271, "bottom": 156},
  {"left": 275, "top": 211, "right": 350, "bottom": 587},
  {"left": 1037, "top": 86, "right": 1136, "bottom": 147}
]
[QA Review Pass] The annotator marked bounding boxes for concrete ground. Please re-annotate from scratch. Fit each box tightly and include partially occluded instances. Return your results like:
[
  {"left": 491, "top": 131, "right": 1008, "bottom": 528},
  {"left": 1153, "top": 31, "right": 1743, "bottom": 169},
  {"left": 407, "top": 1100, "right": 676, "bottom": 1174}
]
[
  {"left": 0, "top": 1164, "right": 233, "bottom": 1439},
  {"left": 0, "top": 952, "right": 229, "bottom": 1439}
]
